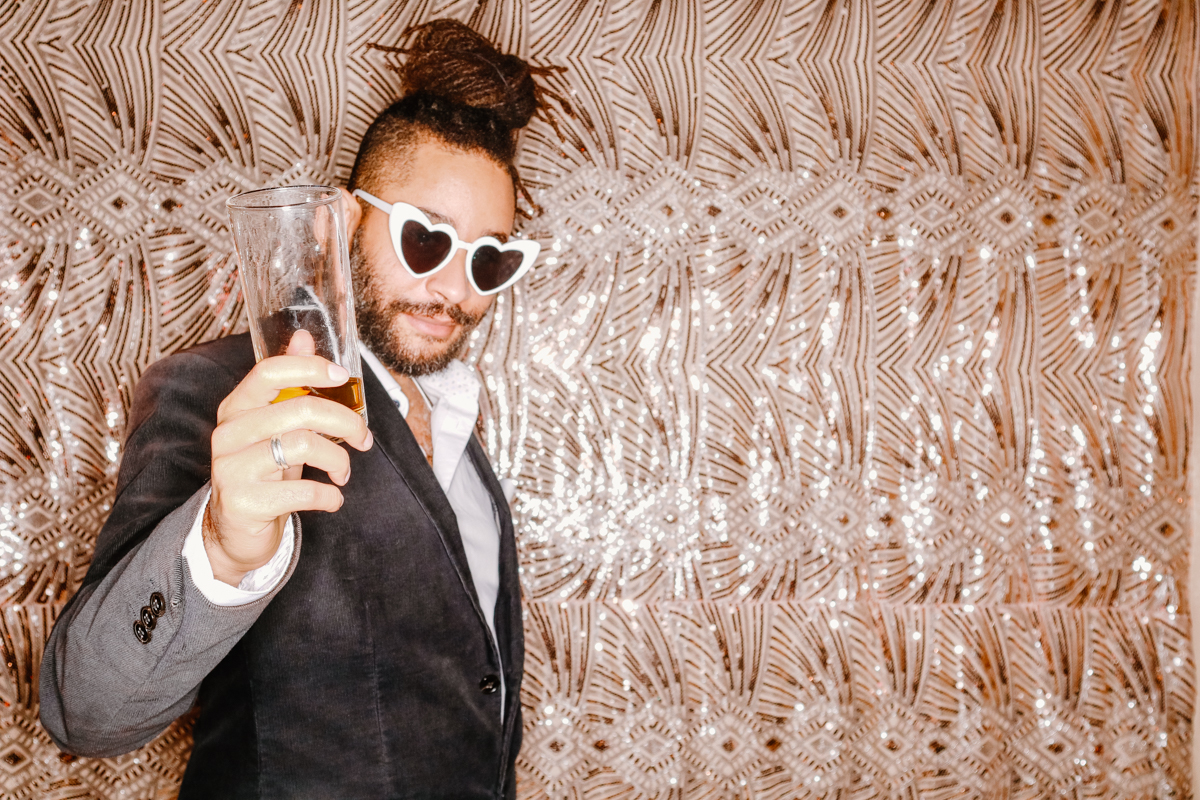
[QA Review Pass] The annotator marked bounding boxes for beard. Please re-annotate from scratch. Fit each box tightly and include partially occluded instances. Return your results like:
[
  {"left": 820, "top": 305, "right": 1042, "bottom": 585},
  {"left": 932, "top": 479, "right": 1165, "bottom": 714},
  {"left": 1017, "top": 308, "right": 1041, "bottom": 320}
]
[{"left": 350, "top": 228, "right": 486, "bottom": 376}]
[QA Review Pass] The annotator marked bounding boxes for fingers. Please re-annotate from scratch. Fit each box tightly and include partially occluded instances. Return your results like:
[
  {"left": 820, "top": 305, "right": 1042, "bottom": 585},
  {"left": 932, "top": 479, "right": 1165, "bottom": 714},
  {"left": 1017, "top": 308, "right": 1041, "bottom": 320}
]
[
  {"left": 285, "top": 329, "right": 316, "bottom": 357},
  {"left": 216, "top": 477, "right": 344, "bottom": 524},
  {"left": 211, "top": 428, "right": 349, "bottom": 530},
  {"left": 219, "top": 356, "right": 350, "bottom": 419},
  {"left": 212, "top": 394, "right": 373, "bottom": 457},
  {"left": 219, "top": 331, "right": 351, "bottom": 420},
  {"left": 204, "top": 332, "right": 357, "bottom": 580},
  {"left": 217, "top": 429, "right": 352, "bottom": 486}
]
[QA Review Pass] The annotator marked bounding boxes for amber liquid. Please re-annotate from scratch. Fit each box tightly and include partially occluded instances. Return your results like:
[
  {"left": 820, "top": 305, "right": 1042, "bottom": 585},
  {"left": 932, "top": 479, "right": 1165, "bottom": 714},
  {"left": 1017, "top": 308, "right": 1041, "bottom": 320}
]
[{"left": 273, "top": 377, "right": 365, "bottom": 417}]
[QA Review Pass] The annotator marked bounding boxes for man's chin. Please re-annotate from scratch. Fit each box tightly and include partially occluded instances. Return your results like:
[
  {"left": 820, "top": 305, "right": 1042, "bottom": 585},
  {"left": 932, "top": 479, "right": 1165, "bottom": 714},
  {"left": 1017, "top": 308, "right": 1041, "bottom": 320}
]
[
  {"left": 371, "top": 326, "right": 468, "bottom": 376},
  {"left": 407, "top": 341, "right": 459, "bottom": 364}
]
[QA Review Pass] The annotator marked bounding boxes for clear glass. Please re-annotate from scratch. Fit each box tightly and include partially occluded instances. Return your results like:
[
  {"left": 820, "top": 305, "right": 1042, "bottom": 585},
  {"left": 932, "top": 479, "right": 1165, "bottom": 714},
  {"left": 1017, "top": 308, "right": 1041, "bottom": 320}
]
[{"left": 227, "top": 185, "right": 367, "bottom": 424}]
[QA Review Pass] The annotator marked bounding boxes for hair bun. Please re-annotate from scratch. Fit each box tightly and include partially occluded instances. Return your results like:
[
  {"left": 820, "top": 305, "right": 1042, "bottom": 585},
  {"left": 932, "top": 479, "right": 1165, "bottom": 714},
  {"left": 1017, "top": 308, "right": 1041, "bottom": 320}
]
[{"left": 399, "top": 20, "right": 538, "bottom": 131}]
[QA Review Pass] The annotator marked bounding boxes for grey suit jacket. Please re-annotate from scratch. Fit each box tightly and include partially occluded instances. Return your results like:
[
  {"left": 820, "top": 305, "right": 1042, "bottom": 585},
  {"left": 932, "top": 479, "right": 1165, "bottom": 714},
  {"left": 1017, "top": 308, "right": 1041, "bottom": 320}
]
[
  {"left": 40, "top": 435, "right": 301, "bottom": 754},
  {"left": 39, "top": 343, "right": 307, "bottom": 758}
]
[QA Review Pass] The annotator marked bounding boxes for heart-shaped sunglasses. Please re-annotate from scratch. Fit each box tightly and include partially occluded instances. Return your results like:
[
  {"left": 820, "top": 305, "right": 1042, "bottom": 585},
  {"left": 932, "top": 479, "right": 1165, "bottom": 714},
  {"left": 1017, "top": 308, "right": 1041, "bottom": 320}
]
[{"left": 352, "top": 190, "right": 540, "bottom": 296}]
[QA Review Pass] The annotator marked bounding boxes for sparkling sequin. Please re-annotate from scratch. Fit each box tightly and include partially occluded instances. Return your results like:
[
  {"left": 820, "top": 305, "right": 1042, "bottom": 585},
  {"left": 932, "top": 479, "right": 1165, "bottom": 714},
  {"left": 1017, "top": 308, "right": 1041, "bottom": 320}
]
[{"left": 0, "top": 1, "right": 1195, "bottom": 797}]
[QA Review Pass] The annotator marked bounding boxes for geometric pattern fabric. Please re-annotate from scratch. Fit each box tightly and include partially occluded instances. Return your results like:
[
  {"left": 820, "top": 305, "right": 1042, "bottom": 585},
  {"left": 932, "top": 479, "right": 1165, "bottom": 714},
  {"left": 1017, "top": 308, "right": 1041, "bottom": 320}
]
[{"left": 0, "top": 1, "right": 1195, "bottom": 797}]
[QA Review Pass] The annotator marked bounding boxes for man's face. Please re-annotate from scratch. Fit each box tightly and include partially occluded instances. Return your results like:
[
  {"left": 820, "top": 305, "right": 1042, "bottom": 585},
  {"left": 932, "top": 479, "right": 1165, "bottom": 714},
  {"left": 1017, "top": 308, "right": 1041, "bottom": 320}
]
[{"left": 350, "top": 140, "right": 516, "bottom": 376}]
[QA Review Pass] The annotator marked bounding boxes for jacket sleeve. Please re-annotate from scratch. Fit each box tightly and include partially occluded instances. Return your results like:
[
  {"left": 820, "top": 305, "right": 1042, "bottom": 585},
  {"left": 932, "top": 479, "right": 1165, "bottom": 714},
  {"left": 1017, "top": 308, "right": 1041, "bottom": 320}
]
[{"left": 39, "top": 349, "right": 301, "bottom": 757}]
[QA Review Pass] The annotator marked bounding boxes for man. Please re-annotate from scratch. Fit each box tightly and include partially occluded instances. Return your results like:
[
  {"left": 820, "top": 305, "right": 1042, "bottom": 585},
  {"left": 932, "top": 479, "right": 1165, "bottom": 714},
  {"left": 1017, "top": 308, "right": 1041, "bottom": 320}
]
[{"left": 40, "top": 20, "right": 546, "bottom": 798}]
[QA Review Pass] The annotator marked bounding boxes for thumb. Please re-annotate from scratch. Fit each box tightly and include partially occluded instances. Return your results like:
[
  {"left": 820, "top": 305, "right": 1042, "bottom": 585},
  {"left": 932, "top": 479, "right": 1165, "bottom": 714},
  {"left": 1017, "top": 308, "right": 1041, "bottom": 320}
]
[{"left": 285, "top": 329, "right": 317, "bottom": 357}]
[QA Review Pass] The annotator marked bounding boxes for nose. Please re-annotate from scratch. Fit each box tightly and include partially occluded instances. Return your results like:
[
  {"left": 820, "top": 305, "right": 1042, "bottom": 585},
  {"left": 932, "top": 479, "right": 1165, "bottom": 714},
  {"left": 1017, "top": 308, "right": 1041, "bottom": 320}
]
[{"left": 424, "top": 245, "right": 472, "bottom": 305}]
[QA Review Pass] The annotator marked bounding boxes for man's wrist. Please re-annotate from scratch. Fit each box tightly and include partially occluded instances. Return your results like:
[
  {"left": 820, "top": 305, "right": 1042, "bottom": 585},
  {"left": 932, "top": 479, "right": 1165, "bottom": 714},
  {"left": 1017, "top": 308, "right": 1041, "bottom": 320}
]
[{"left": 201, "top": 502, "right": 250, "bottom": 587}]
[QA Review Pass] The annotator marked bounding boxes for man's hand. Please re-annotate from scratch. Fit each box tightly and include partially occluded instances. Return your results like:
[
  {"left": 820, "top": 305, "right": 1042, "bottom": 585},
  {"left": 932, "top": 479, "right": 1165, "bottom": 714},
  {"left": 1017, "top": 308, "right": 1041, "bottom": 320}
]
[{"left": 204, "top": 330, "right": 373, "bottom": 586}]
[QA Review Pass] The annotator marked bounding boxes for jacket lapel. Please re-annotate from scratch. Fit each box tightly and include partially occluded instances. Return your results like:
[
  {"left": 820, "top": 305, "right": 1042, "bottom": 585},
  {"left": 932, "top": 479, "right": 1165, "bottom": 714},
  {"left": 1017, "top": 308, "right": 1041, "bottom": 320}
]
[{"left": 362, "top": 365, "right": 485, "bottom": 621}]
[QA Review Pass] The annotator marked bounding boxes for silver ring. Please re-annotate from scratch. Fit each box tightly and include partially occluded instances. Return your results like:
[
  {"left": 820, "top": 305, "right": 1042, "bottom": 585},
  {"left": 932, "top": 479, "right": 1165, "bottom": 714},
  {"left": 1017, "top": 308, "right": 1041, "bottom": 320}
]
[{"left": 269, "top": 434, "right": 289, "bottom": 471}]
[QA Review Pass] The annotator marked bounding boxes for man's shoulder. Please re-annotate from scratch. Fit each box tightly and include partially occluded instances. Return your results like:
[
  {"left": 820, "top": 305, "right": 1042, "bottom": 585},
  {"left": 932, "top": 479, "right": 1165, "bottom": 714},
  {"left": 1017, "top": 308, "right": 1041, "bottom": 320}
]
[
  {"left": 145, "top": 332, "right": 257, "bottom": 383},
  {"left": 128, "top": 334, "right": 256, "bottom": 426},
  {"left": 171, "top": 331, "right": 257, "bottom": 370}
]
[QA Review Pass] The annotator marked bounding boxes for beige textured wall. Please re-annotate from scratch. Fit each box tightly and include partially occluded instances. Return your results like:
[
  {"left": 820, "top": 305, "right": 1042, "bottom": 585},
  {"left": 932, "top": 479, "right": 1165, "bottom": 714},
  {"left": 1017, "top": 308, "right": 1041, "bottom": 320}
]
[
  {"left": 0, "top": 1, "right": 1196, "bottom": 797},
  {"left": 1192, "top": 179, "right": 1199, "bottom": 790}
]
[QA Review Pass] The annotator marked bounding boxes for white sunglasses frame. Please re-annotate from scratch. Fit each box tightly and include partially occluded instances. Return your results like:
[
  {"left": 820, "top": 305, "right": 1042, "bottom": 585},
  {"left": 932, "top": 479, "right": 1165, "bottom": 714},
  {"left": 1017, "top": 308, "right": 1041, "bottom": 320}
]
[{"left": 352, "top": 189, "right": 540, "bottom": 296}]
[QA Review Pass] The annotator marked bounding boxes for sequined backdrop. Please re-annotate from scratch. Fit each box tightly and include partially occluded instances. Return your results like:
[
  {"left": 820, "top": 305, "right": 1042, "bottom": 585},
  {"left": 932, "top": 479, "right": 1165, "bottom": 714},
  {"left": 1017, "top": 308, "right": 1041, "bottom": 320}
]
[{"left": 0, "top": 0, "right": 1196, "bottom": 797}]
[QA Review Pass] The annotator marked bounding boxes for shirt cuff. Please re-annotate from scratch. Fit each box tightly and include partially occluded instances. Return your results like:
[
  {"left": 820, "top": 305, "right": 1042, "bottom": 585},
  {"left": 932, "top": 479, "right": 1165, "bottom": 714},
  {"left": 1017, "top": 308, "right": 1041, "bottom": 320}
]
[{"left": 182, "top": 488, "right": 295, "bottom": 606}]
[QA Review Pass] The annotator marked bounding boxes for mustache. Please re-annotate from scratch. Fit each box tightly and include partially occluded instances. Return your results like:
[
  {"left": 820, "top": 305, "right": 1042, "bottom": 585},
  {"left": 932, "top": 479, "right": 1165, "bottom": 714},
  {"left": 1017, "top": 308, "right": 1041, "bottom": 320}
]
[{"left": 386, "top": 298, "right": 483, "bottom": 328}]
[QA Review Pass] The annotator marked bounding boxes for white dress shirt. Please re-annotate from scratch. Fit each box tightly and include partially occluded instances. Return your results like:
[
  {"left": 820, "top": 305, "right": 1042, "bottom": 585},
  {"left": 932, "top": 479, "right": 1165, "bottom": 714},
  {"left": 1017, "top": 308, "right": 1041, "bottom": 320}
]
[{"left": 181, "top": 350, "right": 507, "bottom": 692}]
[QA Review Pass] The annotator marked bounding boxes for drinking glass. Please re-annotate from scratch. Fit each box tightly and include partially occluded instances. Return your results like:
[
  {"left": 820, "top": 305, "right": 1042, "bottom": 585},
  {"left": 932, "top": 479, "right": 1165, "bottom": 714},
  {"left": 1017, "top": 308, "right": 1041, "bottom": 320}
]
[{"left": 227, "top": 185, "right": 367, "bottom": 424}]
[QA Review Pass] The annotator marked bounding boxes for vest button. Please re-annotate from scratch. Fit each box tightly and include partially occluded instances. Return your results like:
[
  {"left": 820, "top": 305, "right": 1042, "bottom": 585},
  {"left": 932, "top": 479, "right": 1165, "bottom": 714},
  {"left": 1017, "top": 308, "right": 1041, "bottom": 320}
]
[{"left": 479, "top": 674, "right": 500, "bottom": 694}]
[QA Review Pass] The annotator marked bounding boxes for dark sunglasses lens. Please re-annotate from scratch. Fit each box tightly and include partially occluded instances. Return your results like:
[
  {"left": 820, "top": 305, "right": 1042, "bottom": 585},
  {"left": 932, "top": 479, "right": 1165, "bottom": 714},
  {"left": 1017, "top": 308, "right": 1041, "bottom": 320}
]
[
  {"left": 471, "top": 247, "right": 526, "bottom": 293},
  {"left": 400, "top": 220, "right": 452, "bottom": 274}
]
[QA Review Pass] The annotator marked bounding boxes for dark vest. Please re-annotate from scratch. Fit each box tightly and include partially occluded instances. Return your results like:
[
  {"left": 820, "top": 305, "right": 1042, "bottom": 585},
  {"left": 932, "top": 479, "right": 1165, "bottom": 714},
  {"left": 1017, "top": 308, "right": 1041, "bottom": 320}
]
[{"left": 165, "top": 335, "right": 523, "bottom": 798}]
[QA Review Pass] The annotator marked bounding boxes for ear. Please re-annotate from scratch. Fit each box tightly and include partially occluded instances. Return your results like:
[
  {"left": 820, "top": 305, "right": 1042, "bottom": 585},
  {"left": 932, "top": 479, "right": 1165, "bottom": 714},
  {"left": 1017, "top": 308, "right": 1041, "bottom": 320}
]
[{"left": 341, "top": 187, "right": 363, "bottom": 239}]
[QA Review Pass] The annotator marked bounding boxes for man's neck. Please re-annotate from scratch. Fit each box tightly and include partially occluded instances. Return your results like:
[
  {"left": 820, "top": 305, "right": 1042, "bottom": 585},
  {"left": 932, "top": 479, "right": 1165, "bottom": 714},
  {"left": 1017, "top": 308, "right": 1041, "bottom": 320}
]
[
  {"left": 394, "top": 371, "right": 422, "bottom": 408},
  {"left": 395, "top": 371, "right": 434, "bottom": 464}
]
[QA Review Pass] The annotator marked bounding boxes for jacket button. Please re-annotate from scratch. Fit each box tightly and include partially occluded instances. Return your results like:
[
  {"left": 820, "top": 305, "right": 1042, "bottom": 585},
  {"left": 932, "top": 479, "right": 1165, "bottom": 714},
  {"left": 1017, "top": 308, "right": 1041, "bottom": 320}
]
[
  {"left": 133, "top": 621, "right": 152, "bottom": 644},
  {"left": 479, "top": 674, "right": 500, "bottom": 694},
  {"left": 149, "top": 592, "right": 166, "bottom": 617},
  {"left": 140, "top": 607, "right": 157, "bottom": 630}
]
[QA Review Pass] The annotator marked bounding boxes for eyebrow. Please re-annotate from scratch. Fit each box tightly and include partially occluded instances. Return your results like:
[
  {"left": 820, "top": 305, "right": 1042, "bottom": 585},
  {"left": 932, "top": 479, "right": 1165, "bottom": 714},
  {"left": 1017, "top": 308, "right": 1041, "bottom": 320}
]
[{"left": 418, "top": 206, "right": 509, "bottom": 243}]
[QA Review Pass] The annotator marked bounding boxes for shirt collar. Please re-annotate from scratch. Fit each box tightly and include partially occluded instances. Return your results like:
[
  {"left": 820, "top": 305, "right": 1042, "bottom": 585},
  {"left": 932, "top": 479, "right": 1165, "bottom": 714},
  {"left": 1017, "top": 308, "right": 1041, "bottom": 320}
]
[
  {"left": 359, "top": 346, "right": 410, "bottom": 416},
  {"left": 358, "top": 345, "right": 481, "bottom": 490}
]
